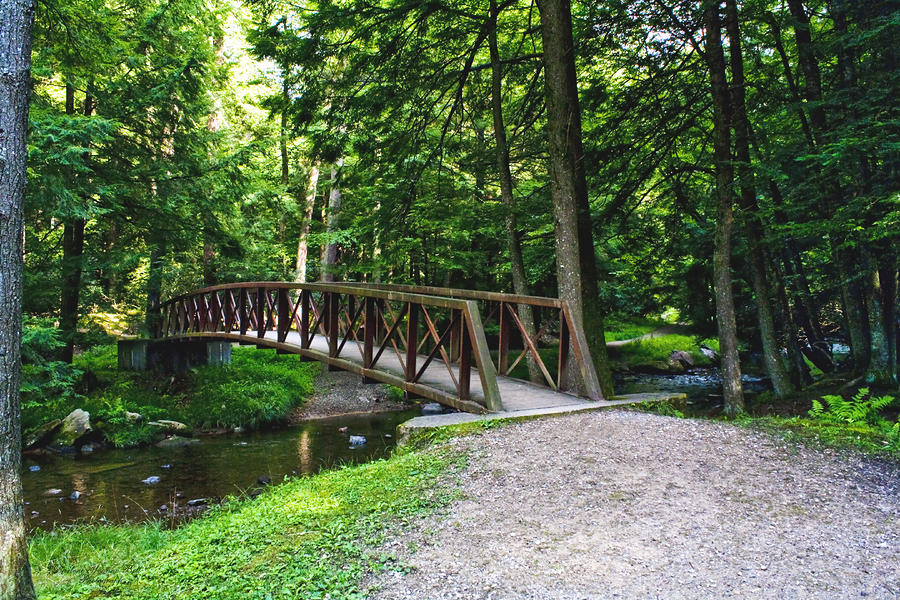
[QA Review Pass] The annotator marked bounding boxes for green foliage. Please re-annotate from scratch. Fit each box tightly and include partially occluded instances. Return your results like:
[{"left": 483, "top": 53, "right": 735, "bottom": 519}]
[
  {"left": 23, "top": 346, "right": 319, "bottom": 446},
  {"left": 30, "top": 449, "right": 458, "bottom": 599},
  {"left": 809, "top": 388, "right": 896, "bottom": 426},
  {"left": 633, "top": 400, "right": 685, "bottom": 419},
  {"left": 20, "top": 319, "right": 83, "bottom": 431}
]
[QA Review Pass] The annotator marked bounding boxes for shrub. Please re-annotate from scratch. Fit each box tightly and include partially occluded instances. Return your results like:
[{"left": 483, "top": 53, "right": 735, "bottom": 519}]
[{"left": 20, "top": 318, "right": 83, "bottom": 430}]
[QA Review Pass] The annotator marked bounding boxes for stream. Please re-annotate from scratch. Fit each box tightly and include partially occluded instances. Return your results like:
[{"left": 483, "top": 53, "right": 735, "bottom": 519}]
[
  {"left": 22, "top": 410, "right": 419, "bottom": 531},
  {"left": 614, "top": 370, "right": 771, "bottom": 416}
]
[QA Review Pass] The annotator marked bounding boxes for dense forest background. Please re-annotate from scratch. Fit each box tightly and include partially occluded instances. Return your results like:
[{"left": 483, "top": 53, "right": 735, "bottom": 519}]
[{"left": 24, "top": 0, "right": 899, "bottom": 411}]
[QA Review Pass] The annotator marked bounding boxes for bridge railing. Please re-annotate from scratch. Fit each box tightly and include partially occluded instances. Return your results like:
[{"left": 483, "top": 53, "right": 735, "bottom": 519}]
[
  {"left": 341, "top": 283, "right": 603, "bottom": 401},
  {"left": 157, "top": 282, "right": 503, "bottom": 413}
]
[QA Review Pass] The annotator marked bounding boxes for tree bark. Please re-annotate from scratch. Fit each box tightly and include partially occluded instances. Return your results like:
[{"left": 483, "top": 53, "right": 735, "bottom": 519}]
[
  {"left": 535, "top": 0, "right": 613, "bottom": 398},
  {"left": 489, "top": 0, "right": 540, "bottom": 383},
  {"left": 144, "top": 240, "right": 166, "bottom": 337},
  {"left": 295, "top": 161, "right": 320, "bottom": 283},
  {"left": 321, "top": 158, "right": 343, "bottom": 282},
  {"left": 725, "top": 0, "right": 794, "bottom": 398},
  {"left": 59, "top": 84, "right": 91, "bottom": 363},
  {"left": 862, "top": 251, "right": 897, "bottom": 385},
  {"left": 0, "top": 0, "right": 38, "bottom": 596},
  {"left": 786, "top": 0, "right": 870, "bottom": 373},
  {"left": 280, "top": 80, "right": 289, "bottom": 187},
  {"left": 703, "top": 0, "right": 745, "bottom": 415}
]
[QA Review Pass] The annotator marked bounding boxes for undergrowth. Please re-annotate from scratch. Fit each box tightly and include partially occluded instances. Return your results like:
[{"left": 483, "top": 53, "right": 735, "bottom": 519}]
[
  {"left": 30, "top": 448, "right": 463, "bottom": 599},
  {"left": 24, "top": 345, "right": 319, "bottom": 446},
  {"left": 738, "top": 388, "right": 899, "bottom": 460}
]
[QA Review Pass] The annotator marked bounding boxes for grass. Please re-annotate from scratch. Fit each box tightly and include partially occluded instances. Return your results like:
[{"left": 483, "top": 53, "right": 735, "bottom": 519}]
[
  {"left": 602, "top": 316, "right": 664, "bottom": 342},
  {"left": 736, "top": 415, "right": 900, "bottom": 461},
  {"left": 30, "top": 447, "right": 464, "bottom": 599},
  {"left": 24, "top": 345, "right": 320, "bottom": 447},
  {"left": 611, "top": 334, "right": 719, "bottom": 370}
]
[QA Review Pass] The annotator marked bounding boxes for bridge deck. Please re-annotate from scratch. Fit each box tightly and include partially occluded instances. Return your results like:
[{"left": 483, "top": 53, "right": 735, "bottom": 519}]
[{"left": 255, "top": 330, "right": 606, "bottom": 413}]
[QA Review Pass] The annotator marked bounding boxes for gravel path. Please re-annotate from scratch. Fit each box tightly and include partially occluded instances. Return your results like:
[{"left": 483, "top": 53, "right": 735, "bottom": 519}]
[
  {"left": 289, "top": 370, "right": 410, "bottom": 421},
  {"left": 366, "top": 411, "right": 900, "bottom": 599}
]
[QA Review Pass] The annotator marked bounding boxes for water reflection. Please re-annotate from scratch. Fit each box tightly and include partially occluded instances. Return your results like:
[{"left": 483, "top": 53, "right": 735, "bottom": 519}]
[{"left": 22, "top": 410, "right": 418, "bottom": 531}]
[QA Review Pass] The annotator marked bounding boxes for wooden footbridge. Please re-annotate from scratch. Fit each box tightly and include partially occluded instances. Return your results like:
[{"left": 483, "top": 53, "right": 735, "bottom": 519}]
[{"left": 147, "top": 282, "right": 638, "bottom": 414}]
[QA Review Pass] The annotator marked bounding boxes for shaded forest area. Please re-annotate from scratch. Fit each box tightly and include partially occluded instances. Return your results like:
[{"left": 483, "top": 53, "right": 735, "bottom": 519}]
[{"left": 24, "top": 0, "right": 899, "bottom": 417}]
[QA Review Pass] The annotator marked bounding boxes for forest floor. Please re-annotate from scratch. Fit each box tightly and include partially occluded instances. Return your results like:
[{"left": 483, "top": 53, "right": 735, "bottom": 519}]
[{"left": 365, "top": 410, "right": 900, "bottom": 600}]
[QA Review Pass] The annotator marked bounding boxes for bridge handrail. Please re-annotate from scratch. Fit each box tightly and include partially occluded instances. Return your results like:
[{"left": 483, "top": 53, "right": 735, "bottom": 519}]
[
  {"left": 339, "top": 282, "right": 565, "bottom": 308},
  {"left": 340, "top": 282, "right": 603, "bottom": 401},
  {"left": 156, "top": 281, "right": 604, "bottom": 411},
  {"left": 158, "top": 282, "right": 503, "bottom": 412}
]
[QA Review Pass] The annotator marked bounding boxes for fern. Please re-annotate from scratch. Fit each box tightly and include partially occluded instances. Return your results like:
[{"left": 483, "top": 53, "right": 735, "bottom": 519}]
[{"left": 809, "top": 388, "right": 896, "bottom": 425}]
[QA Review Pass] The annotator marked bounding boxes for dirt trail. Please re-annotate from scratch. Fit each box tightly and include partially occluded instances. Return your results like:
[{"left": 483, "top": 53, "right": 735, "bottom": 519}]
[{"left": 365, "top": 411, "right": 900, "bottom": 600}]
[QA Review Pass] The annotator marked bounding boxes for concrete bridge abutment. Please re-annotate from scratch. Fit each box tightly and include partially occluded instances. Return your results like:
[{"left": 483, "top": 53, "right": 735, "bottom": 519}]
[{"left": 118, "top": 339, "right": 232, "bottom": 372}]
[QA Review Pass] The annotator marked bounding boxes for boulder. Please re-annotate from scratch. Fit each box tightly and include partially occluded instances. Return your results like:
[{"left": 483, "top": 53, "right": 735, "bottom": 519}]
[
  {"left": 699, "top": 345, "right": 719, "bottom": 363},
  {"left": 154, "top": 436, "right": 200, "bottom": 449},
  {"left": 349, "top": 435, "right": 367, "bottom": 446},
  {"left": 421, "top": 402, "right": 444, "bottom": 416},
  {"left": 148, "top": 419, "right": 190, "bottom": 432},
  {"left": 668, "top": 350, "right": 695, "bottom": 369},
  {"left": 24, "top": 419, "right": 61, "bottom": 450},
  {"left": 142, "top": 476, "right": 161, "bottom": 485},
  {"left": 187, "top": 498, "right": 208, "bottom": 507},
  {"left": 124, "top": 411, "right": 143, "bottom": 424},
  {"left": 257, "top": 475, "right": 272, "bottom": 486},
  {"left": 52, "top": 410, "right": 92, "bottom": 447}
]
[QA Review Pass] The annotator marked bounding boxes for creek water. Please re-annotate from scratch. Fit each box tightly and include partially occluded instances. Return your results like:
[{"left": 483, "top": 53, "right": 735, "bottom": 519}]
[
  {"left": 22, "top": 409, "right": 419, "bottom": 531},
  {"left": 614, "top": 370, "right": 771, "bottom": 416}
]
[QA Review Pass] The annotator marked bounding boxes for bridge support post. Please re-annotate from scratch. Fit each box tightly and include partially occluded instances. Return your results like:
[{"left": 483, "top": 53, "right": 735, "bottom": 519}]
[
  {"left": 404, "top": 303, "right": 418, "bottom": 399},
  {"left": 498, "top": 301, "right": 510, "bottom": 375},
  {"left": 327, "top": 292, "right": 340, "bottom": 370},
  {"left": 256, "top": 287, "right": 265, "bottom": 339},
  {"left": 362, "top": 297, "right": 377, "bottom": 383}
]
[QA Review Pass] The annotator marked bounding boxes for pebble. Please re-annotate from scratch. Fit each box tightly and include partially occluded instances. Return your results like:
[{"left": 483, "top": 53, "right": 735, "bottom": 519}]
[
  {"left": 142, "top": 476, "right": 161, "bottom": 484},
  {"left": 29, "top": 465, "right": 40, "bottom": 472}
]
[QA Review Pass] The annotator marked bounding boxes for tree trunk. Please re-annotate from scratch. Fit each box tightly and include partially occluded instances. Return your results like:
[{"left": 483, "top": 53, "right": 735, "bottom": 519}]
[
  {"left": 295, "top": 161, "right": 320, "bottom": 283},
  {"left": 60, "top": 219, "right": 85, "bottom": 363},
  {"left": 280, "top": 81, "right": 289, "bottom": 187},
  {"left": 321, "top": 158, "right": 343, "bottom": 282},
  {"left": 862, "top": 251, "right": 897, "bottom": 385},
  {"left": 59, "top": 84, "right": 92, "bottom": 363},
  {"left": 881, "top": 261, "right": 898, "bottom": 383},
  {"left": 535, "top": 0, "right": 613, "bottom": 398},
  {"left": 0, "top": 0, "right": 38, "bottom": 596},
  {"left": 725, "top": 0, "right": 794, "bottom": 398},
  {"left": 144, "top": 240, "right": 166, "bottom": 337},
  {"left": 489, "top": 0, "right": 541, "bottom": 383},
  {"left": 786, "top": 0, "right": 870, "bottom": 372},
  {"left": 703, "top": 0, "right": 745, "bottom": 415}
]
